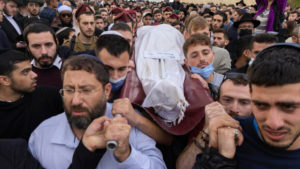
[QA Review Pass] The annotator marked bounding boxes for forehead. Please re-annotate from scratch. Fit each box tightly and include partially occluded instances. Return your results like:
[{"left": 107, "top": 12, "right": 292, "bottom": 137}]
[
  {"left": 239, "top": 21, "right": 254, "bottom": 26},
  {"left": 192, "top": 26, "right": 210, "bottom": 35},
  {"left": 251, "top": 83, "right": 300, "bottom": 104},
  {"left": 213, "top": 14, "right": 223, "bottom": 19},
  {"left": 27, "top": 2, "right": 39, "bottom": 5},
  {"left": 220, "top": 80, "right": 250, "bottom": 98},
  {"left": 214, "top": 32, "right": 224, "bottom": 37},
  {"left": 27, "top": 31, "right": 55, "bottom": 44},
  {"left": 253, "top": 42, "right": 274, "bottom": 51},
  {"left": 6, "top": 1, "right": 17, "bottom": 6},
  {"left": 63, "top": 70, "right": 101, "bottom": 86},
  {"left": 60, "top": 11, "right": 71, "bottom": 14},
  {"left": 96, "top": 18, "right": 103, "bottom": 22},
  {"left": 187, "top": 44, "right": 211, "bottom": 54},
  {"left": 79, "top": 14, "right": 95, "bottom": 21},
  {"left": 97, "top": 48, "right": 129, "bottom": 67},
  {"left": 14, "top": 60, "right": 31, "bottom": 71}
]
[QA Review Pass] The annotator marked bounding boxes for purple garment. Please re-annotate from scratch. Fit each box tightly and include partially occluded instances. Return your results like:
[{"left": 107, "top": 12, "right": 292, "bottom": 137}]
[{"left": 254, "top": 0, "right": 287, "bottom": 32}]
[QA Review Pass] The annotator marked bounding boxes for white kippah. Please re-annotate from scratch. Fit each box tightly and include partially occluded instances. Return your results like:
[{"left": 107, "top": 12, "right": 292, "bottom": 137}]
[
  {"left": 58, "top": 5, "right": 72, "bottom": 13},
  {"left": 100, "top": 30, "right": 123, "bottom": 37}
]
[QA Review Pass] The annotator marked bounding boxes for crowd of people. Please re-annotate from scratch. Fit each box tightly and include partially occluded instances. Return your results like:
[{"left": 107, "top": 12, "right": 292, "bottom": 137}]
[{"left": 0, "top": 0, "right": 300, "bottom": 168}]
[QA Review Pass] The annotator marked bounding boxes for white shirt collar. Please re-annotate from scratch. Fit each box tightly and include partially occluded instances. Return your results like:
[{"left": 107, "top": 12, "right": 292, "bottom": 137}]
[{"left": 31, "top": 55, "right": 62, "bottom": 69}]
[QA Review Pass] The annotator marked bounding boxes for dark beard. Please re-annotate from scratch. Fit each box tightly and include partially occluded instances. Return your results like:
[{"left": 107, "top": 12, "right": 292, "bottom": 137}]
[
  {"left": 65, "top": 95, "right": 107, "bottom": 130},
  {"left": 29, "top": 49, "right": 58, "bottom": 69}
]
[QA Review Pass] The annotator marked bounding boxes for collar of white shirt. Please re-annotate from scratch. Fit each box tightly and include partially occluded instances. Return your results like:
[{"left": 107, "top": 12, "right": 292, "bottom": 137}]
[{"left": 31, "top": 55, "right": 62, "bottom": 69}]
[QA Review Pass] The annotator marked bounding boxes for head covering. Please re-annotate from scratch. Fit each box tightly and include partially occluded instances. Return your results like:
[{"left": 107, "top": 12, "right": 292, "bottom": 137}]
[
  {"left": 111, "top": 7, "right": 123, "bottom": 15},
  {"left": 75, "top": 4, "right": 94, "bottom": 19},
  {"left": 26, "top": 0, "right": 43, "bottom": 6},
  {"left": 133, "top": 6, "right": 141, "bottom": 12},
  {"left": 58, "top": 5, "right": 72, "bottom": 13},
  {"left": 169, "top": 13, "right": 179, "bottom": 19},
  {"left": 234, "top": 13, "right": 260, "bottom": 28},
  {"left": 153, "top": 9, "right": 162, "bottom": 15},
  {"left": 100, "top": 30, "right": 123, "bottom": 37},
  {"left": 202, "top": 8, "right": 214, "bottom": 16},
  {"left": 127, "top": 10, "right": 136, "bottom": 18},
  {"left": 163, "top": 6, "right": 173, "bottom": 12},
  {"left": 114, "top": 11, "right": 134, "bottom": 22},
  {"left": 143, "top": 12, "right": 152, "bottom": 18}
]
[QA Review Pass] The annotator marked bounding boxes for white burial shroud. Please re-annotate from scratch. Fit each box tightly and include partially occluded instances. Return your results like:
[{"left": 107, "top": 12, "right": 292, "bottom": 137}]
[{"left": 135, "top": 24, "right": 189, "bottom": 125}]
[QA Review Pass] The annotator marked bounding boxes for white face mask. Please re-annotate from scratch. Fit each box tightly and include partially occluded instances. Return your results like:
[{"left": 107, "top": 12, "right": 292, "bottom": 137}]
[{"left": 248, "top": 58, "right": 255, "bottom": 66}]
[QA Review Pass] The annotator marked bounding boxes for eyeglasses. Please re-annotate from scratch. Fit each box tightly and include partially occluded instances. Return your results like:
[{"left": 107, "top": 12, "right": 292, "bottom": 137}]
[
  {"left": 59, "top": 88, "right": 100, "bottom": 98},
  {"left": 61, "top": 13, "right": 72, "bottom": 18}
]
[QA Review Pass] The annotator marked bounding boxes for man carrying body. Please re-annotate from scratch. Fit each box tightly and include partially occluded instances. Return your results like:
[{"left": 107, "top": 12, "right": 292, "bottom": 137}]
[
  {"left": 185, "top": 16, "right": 231, "bottom": 75},
  {"left": 218, "top": 72, "right": 251, "bottom": 117},
  {"left": 192, "top": 43, "right": 300, "bottom": 169},
  {"left": 29, "top": 55, "right": 166, "bottom": 169},
  {"left": 95, "top": 33, "right": 172, "bottom": 146}
]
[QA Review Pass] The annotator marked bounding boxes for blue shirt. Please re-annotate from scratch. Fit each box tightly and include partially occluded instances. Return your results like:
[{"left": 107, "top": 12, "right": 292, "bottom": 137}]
[{"left": 29, "top": 103, "right": 166, "bottom": 169}]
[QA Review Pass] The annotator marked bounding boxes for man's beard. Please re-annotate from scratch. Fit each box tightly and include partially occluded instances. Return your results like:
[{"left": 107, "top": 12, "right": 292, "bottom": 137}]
[
  {"left": 29, "top": 50, "right": 57, "bottom": 69},
  {"left": 65, "top": 94, "right": 107, "bottom": 130}
]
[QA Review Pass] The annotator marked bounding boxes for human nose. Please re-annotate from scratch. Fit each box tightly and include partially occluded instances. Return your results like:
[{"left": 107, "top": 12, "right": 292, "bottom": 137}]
[
  {"left": 71, "top": 91, "right": 84, "bottom": 106},
  {"left": 31, "top": 71, "right": 37, "bottom": 79},
  {"left": 265, "top": 108, "right": 284, "bottom": 130},
  {"left": 41, "top": 45, "right": 47, "bottom": 55},
  {"left": 110, "top": 69, "right": 120, "bottom": 80}
]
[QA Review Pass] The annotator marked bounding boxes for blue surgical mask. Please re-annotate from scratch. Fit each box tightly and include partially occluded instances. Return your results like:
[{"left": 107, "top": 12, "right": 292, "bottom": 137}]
[
  {"left": 110, "top": 75, "right": 126, "bottom": 92},
  {"left": 190, "top": 64, "right": 214, "bottom": 79}
]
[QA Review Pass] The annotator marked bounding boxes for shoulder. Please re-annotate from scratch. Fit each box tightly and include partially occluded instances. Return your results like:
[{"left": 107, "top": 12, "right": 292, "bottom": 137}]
[{"left": 32, "top": 113, "right": 66, "bottom": 133}]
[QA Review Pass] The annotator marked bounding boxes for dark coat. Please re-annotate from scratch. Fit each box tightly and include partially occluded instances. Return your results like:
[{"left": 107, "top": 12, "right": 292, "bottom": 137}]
[{"left": 0, "top": 15, "right": 24, "bottom": 49}]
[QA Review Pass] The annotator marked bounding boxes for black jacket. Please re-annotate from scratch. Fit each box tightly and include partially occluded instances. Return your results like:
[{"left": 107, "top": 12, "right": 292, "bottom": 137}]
[
  {"left": 0, "top": 139, "right": 105, "bottom": 169},
  {"left": 0, "top": 15, "right": 23, "bottom": 49}
]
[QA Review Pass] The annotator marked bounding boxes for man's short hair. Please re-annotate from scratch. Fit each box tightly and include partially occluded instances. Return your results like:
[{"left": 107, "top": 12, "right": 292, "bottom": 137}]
[
  {"left": 214, "top": 11, "right": 227, "bottom": 23},
  {"left": 234, "top": 8, "right": 245, "bottom": 16},
  {"left": 217, "top": 72, "right": 248, "bottom": 99},
  {"left": 95, "top": 15, "right": 103, "bottom": 20},
  {"left": 248, "top": 44, "right": 300, "bottom": 90},
  {"left": 292, "top": 25, "right": 300, "bottom": 37},
  {"left": 250, "top": 33, "right": 278, "bottom": 50},
  {"left": 237, "top": 35, "right": 252, "bottom": 59},
  {"left": 187, "top": 16, "right": 208, "bottom": 34},
  {"left": 110, "top": 22, "right": 132, "bottom": 33},
  {"left": 77, "top": 12, "right": 95, "bottom": 22},
  {"left": 96, "top": 34, "right": 130, "bottom": 58},
  {"left": 0, "top": 50, "right": 29, "bottom": 76},
  {"left": 213, "top": 28, "right": 229, "bottom": 40},
  {"left": 290, "top": 10, "right": 299, "bottom": 17},
  {"left": 61, "top": 55, "right": 109, "bottom": 87},
  {"left": 183, "top": 34, "right": 211, "bottom": 57},
  {"left": 183, "top": 14, "right": 198, "bottom": 31},
  {"left": 99, "top": 9, "right": 108, "bottom": 14},
  {"left": 224, "top": 9, "right": 232, "bottom": 15},
  {"left": 23, "top": 23, "right": 57, "bottom": 45}
]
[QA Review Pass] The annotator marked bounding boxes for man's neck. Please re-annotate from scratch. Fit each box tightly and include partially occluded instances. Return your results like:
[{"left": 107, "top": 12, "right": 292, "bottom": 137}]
[
  {"left": 78, "top": 33, "right": 93, "bottom": 44},
  {"left": 235, "top": 55, "right": 248, "bottom": 68},
  {"left": 72, "top": 127, "right": 85, "bottom": 140},
  {"left": 0, "top": 87, "right": 24, "bottom": 102}
]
